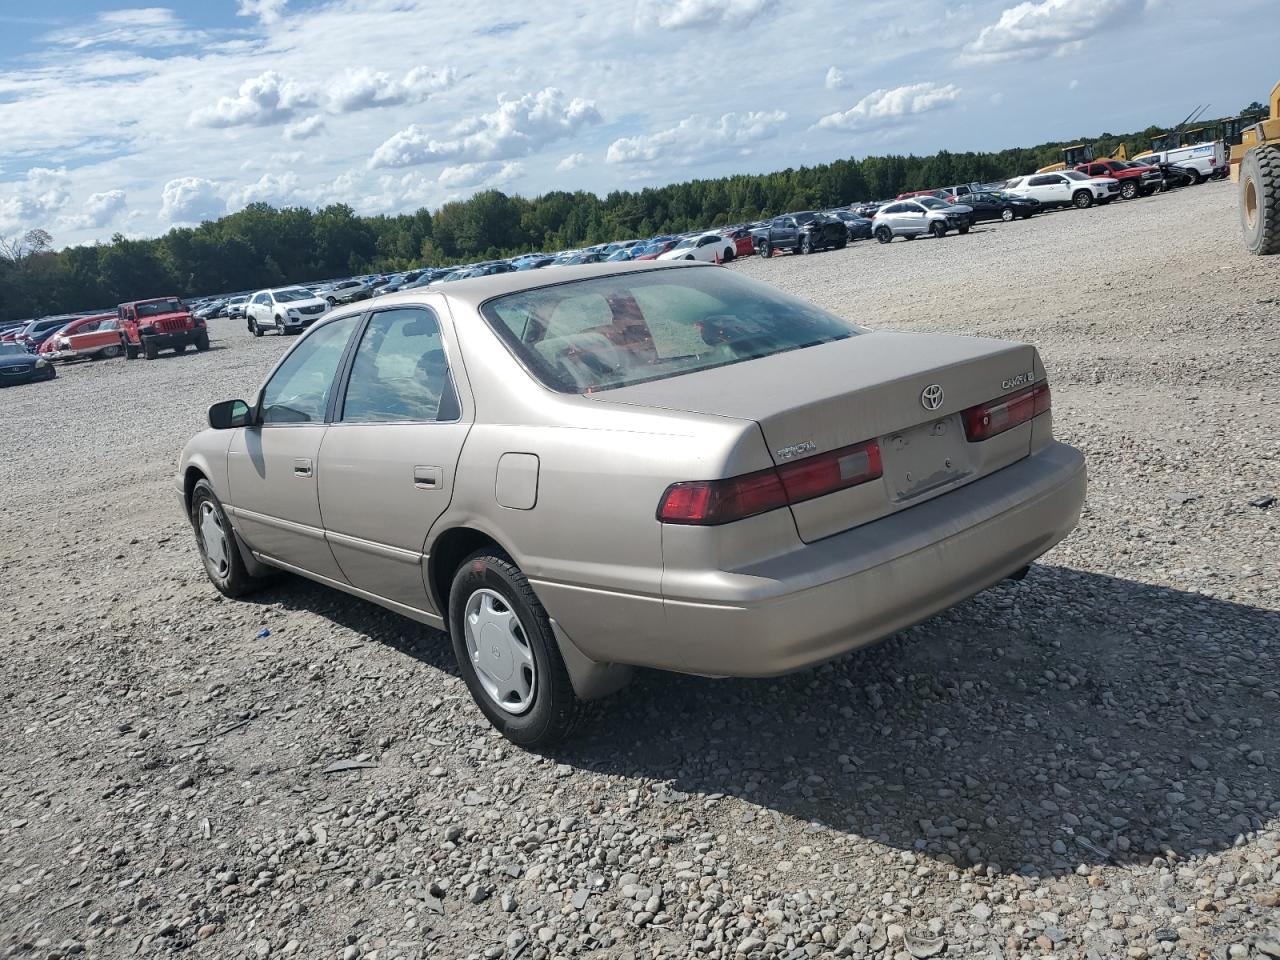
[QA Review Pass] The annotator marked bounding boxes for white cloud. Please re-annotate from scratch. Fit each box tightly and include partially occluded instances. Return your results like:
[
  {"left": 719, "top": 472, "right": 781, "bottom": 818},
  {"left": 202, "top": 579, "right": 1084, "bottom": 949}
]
[
  {"left": 0, "top": 167, "right": 71, "bottom": 231},
  {"left": 637, "top": 0, "right": 771, "bottom": 30},
  {"left": 606, "top": 110, "right": 787, "bottom": 165},
  {"left": 1068, "top": 78, "right": 1080, "bottom": 89},
  {"left": 557, "top": 152, "right": 587, "bottom": 172},
  {"left": 327, "top": 66, "right": 455, "bottom": 114},
  {"left": 44, "top": 8, "right": 203, "bottom": 50},
  {"left": 825, "top": 67, "right": 846, "bottom": 90},
  {"left": 961, "top": 0, "right": 1147, "bottom": 64},
  {"left": 283, "top": 114, "right": 325, "bottom": 141},
  {"left": 369, "top": 87, "right": 601, "bottom": 169},
  {"left": 817, "top": 82, "right": 961, "bottom": 130},
  {"left": 237, "top": 0, "right": 288, "bottom": 25},
  {"left": 989, "top": 91, "right": 1005, "bottom": 105},
  {"left": 227, "top": 172, "right": 300, "bottom": 211},
  {"left": 437, "top": 161, "right": 524, "bottom": 191},
  {"left": 62, "top": 189, "right": 127, "bottom": 230},
  {"left": 160, "top": 177, "right": 225, "bottom": 224},
  {"left": 189, "top": 71, "right": 315, "bottom": 129}
]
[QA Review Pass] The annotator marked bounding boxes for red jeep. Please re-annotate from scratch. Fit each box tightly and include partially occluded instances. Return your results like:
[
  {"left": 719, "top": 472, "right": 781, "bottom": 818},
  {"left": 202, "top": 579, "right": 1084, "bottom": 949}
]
[
  {"left": 1073, "top": 159, "right": 1163, "bottom": 200},
  {"left": 118, "top": 297, "right": 208, "bottom": 359}
]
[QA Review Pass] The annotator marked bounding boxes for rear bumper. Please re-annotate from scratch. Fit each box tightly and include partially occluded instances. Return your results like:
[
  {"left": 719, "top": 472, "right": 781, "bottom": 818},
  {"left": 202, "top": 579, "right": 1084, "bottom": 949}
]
[{"left": 650, "top": 441, "right": 1086, "bottom": 677}]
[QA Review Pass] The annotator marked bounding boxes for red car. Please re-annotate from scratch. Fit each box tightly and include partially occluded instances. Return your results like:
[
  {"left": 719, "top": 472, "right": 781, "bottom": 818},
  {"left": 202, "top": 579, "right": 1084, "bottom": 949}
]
[
  {"left": 39, "top": 313, "right": 126, "bottom": 361},
  {"left": 1073, "top": 159, "right": 1162, "bottom": 200},
  {"left": 720, "top": 227, "right": 756, "bottom": 259},
  {"left": 896, "top": 188, "right": 949, "bottom": 201},
  {"left": 117, "top": 297, "right": 208, "bottom": 359},
  {"left": 633, "top": 239, "right": 679, "bottom": 261}
]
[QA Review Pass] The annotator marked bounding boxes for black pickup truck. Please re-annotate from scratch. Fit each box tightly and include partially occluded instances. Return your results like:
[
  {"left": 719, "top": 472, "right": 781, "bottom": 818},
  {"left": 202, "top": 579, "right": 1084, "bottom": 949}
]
[{"left": 750, "top": 212, "right": 847, "bottom": 257}]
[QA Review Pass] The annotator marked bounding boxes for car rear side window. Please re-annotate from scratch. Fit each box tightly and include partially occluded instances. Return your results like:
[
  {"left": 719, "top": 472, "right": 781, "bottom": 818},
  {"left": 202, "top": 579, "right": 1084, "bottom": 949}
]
[
  {"left": 260, "top": 315, "right": 359, "bottom": 424},
  {"left": 341, "top": 307, "right": 460, "bottom": 423},
  {"left": 480, "top": 268, "right": 861, "bottom": 394}
]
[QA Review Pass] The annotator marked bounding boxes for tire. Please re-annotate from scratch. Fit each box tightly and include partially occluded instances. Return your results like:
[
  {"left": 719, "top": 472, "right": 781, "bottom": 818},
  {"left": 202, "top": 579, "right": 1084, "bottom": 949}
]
[
  {"left": 798, "top": 235, "right": 812, "bottom": 254},
  {"left": 190, "top": 479, "right": 266, "bottom": 598},
  {"left": 1189, "top": 169, "right": 1204, "bottom": 185},
  {"left": 1120, "top": 180, "right": 1138, "bottom": 200},
  {"left": 835, "top": 236, "right": 847, "bottom": 250},
  {"left": 448, "top": 550, "right": 584, "bottom": 747},
  {"left": 143, "top": 338, "right": 159, "bottom": 360},
  {"left": 1073, "top": 190, "right": 1094, "bottom": 209},
  {"left": 44, "top": 364, "right": 57, "bottom": 381},
  {"left": 173, "top": 342, "right": 186, "bottom": 354},
  {"left": 250, "top": 319, "right": 263, "bottom": 338},
  {"left": 683, "top": 255, "right": 694, "bottom": 261},
  {"left": 757, "top": 240, "right": 772, "bottom": 258},
  {"left": 958, "top": 223, "right": 970, "bottom": 235},
  {"left": 875, "top": 227, "right": 892, "bottom": 244},
  {"left": 195, "top": 333, "right": 210, "bottom": 352},
  {"left": 930, "top": 221, "right": 947, "bottom": 239},
  {"left": 101, "top": 344, "right": 121, "bottom": 359},
  {"left": 326, "top": 297, "right": 337, "bottom": 307},
  {"left": 1241, "top": 144, "right": 1280, "bottom": 256},
  {"left": 275, "top": 315, "right": 285, "bottom": 334},
  {"left": 1001, "top": 207, "right": 1015, "bottom": 222},
  {"left": 125, "top": 343, "right": 140, "bottom": 360},
  {"left": 721, "top": 246, "right": 734, "bottom": 262}
]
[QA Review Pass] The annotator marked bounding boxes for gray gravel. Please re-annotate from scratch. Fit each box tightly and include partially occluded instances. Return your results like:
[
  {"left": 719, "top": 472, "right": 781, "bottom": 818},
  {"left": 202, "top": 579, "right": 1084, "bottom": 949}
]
[{"left": 2, "top": 180, "right": 1279, "bottom": 960}]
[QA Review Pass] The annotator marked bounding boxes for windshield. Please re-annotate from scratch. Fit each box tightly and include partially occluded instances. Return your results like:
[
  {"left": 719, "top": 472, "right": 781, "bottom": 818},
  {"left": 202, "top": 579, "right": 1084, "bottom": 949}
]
[
  {"left": 916, "top": 197, "right": 949, "bottom": 209},
  {"left": 1062, "top": 170, "right": 1089, "bottom": 181},
  {"left": 480, "top": 268, "right": 862, "bottom": 394},
  {"left": 135, "top": 299, "right": 184, "bottom": 317},
  {"left": 0, "top": 343, "right": 26, "bottom": 356},
  {"left": 273, "top": 288, "right": 314, "bottom": 302},
  {"left": 671, "top": 238, "right": 695, "bottom": 250}
]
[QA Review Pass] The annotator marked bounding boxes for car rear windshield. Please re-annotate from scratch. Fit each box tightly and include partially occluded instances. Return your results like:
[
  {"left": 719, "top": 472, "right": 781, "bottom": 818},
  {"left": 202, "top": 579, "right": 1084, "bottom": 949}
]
[
  {"left": 136, "top": 299, "right": 184, "bottom": 316},
  {"left": 480, "top": 267, "right": 862, "bottom": 393}
]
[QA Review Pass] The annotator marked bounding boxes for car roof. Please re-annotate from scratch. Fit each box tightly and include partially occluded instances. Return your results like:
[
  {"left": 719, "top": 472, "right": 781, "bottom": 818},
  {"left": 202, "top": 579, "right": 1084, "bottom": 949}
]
[{"left": 360, "top": 260, "right": 710, "bottom": 312}]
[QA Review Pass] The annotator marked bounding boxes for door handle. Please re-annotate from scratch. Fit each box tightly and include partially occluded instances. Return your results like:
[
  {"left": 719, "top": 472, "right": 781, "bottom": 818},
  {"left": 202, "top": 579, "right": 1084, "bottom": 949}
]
[
  {"left": 413, "top": 465, "right": 443, "bottom": 489},
  {"left": 294, "top": 458, "right": 313, "bottom": 478}
]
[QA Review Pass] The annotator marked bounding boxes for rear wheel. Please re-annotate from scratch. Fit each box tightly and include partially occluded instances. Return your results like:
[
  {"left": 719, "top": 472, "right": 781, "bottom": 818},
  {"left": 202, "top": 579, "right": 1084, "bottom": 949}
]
[
  {"left": 930, "top": 221, "right": 947, "bottom": 238},
  {"left": 1000, "top": 207, "right": 1015, "bottom": 222},
  {"left": 1189, "top": 169, "right": 1205, "bottom": 185},
  {"left": 757, "top": 240, "right": 772, "bottom": 258},
  {"left": 1241, "top": 144, "right": 1280, "bottom": 256},
  {"left": 875, "top": 227, "right": 893, "bottom": 244},
  {"left": 101, "top": 344, "right": 121, "bottom": 359},
  {"left": 1120, "top": 180, "right": 1139, "bottom": 200},
  {"left": 448, "top": 550, "right": 584, "bottom": 747},
  {"left": 1073, "top": 190, "right": 1094, "bottom": 209}
]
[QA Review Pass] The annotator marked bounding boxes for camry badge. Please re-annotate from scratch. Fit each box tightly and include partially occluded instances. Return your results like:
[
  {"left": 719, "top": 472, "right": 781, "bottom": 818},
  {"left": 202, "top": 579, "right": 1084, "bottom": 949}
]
[
  {"left": 920, "top": 384, "right": 944, "bottom": 411},
  {"left": 775, "top": 439, "right": 817, "bottom": 461}
]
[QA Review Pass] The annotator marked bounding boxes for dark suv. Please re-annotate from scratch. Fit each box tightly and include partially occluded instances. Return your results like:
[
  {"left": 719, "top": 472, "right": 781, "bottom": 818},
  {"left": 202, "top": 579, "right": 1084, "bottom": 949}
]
[{"left": 751, "top": 212, "right": 848, "bottom": 257}]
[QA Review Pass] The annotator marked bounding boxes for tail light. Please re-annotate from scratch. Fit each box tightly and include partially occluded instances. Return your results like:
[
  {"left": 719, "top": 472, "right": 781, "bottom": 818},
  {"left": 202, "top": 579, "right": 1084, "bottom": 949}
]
[
  {"left": 962, "top": 381, "right": 1050, "bottom": 442},
  {"left": 658, "top": 439, "right": 883, "bottom": 526}
]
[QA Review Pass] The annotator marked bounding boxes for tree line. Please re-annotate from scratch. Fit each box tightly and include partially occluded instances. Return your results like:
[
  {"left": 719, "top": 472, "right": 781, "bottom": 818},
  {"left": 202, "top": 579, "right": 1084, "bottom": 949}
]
[{"left": 0, "top": 115, "right": 1248, "bottom": 320}]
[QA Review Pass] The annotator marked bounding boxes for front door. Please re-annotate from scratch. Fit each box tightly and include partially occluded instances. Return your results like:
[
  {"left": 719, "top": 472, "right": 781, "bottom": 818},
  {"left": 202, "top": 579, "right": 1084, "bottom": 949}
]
[
  {"left": 226, "top": 314, "right": 361, "bottom": 579},
  {"left": 317, "top": 305, "right": 469, "bottom": 613}
]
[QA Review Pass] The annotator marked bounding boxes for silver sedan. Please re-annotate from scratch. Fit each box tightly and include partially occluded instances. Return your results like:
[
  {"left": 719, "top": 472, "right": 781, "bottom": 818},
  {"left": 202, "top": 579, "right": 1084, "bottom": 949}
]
[{"left": 178, "top": 262, "right": 1086, "bottom": 745}]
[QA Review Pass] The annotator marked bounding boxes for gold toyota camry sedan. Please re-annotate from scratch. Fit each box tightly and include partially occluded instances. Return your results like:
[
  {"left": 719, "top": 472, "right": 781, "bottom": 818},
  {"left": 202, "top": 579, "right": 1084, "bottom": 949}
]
[{"left": 179, "top": 262, "right": 1086, "bottom": 745}]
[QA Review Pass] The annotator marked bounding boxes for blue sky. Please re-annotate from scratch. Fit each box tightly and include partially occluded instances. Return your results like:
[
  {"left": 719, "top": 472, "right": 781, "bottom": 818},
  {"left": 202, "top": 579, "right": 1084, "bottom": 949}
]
[{"left": 0, "top": 0, "right": 1276, "bottom": 248}]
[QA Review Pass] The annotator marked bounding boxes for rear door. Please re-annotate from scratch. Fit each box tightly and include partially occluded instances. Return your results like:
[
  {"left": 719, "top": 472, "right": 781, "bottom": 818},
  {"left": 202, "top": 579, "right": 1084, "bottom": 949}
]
[
  {"left": 316, "top": 305, "right": 470, "bottom": 614},
  {"left": 226, "top": 314, "right": 361, "bottom": 580}
]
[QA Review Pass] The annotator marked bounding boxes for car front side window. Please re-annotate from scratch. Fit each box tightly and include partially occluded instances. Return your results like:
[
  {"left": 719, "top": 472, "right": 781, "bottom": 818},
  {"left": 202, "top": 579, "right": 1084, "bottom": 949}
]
[
  {"left": 259, "top": 316, "right": 360, "bottom": 425},
  {"left": 341, "top": 307, "right": 459, "bottom": 423}
]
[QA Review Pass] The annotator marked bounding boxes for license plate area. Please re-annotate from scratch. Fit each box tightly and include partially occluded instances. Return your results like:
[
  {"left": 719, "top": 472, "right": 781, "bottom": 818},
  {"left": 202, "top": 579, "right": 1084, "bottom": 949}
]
[{"left": 880, "top": 415, "right": 971, "bottom": 503}]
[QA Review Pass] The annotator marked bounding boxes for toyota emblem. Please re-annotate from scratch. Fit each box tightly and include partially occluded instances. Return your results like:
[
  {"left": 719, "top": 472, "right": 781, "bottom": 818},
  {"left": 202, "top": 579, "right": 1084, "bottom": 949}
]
[{"left": 920, "top": 384, "right": 944, "bottom": 411}]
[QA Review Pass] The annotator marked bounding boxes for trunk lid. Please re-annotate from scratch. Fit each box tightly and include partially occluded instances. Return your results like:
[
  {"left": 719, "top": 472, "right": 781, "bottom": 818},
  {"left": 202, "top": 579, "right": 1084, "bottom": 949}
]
[{"left": 593, "top": 331, "right": 1037, "bottom": 542}]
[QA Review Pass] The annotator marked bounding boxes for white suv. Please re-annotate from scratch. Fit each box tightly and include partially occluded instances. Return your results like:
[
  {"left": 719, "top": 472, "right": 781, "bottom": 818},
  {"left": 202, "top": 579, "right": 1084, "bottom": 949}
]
[
  {"left": 244, "top": 287, "right": 330, "bottom": 337},
  {"left": 1004, "top": 170, "right": 1120, "bottom": 209}
]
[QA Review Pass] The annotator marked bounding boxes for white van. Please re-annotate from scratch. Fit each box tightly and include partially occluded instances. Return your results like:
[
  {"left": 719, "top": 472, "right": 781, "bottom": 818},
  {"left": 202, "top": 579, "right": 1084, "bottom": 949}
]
[{"left": 1132, "top": 141, "right": 1226, "bottom": 183}]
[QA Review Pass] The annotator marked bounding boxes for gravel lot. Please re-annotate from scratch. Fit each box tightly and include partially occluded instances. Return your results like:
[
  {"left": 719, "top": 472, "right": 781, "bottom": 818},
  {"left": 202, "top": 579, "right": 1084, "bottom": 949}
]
[{"left": 2, "top": 180, "right": 1278, "bottom": 960}]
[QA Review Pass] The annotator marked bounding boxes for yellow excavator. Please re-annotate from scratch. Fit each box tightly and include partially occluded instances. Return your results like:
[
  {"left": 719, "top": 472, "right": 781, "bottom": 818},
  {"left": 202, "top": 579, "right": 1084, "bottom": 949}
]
[
  {"left": 1233, "top": 79, "right": 1279, "bottom": 255},
  {"left": 1035, "top": 141, "right": 1128, "bottom": 174}
]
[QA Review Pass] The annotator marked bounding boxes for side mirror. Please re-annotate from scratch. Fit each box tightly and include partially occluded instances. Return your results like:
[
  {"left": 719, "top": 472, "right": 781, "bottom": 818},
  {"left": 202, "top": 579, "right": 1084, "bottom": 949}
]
[{"left": 209, "top": 399, "right": 252, "bottom": 430}]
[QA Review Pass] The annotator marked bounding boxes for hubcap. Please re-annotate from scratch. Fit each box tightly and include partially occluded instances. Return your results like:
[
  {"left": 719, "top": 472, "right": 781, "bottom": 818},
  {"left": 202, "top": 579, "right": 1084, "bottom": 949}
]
[
  {"left": 464, "top": 589, "right": 536, "bottom": 715},
  {"left": 198, "top": 501, "right": 229, "bottom": 578},
  {"left": 1245, "top": 179, "right": 1258, "bottom": 229}
]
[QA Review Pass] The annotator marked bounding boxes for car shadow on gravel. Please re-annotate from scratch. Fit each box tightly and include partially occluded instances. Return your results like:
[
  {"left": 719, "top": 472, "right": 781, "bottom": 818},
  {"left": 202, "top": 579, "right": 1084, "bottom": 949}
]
[
  {"left": 242, "top": 564, "right": 1278, "bottom": 880},
  {"left": 549, "top": 565, "right": 1280, "bottom": 879}
]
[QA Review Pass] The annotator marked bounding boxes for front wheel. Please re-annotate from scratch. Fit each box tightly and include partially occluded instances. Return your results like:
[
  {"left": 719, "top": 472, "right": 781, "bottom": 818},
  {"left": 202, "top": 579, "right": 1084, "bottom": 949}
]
[
  {"left": 1073, "top": 191, "right": 1095, "bottom": 209},
  {"left": 835, "top": 236, "right": 847, "bottom": 250},
  {"left": 250, "top": 320, "right": 263, "bottom": 338},
  {"left": 125, "top": 343, "right": 140, "bottom": 360},
  {"left": 143, "top": 337, "right": 159, "bottom": 360},
  {"left": 1120, "top": 181, "right": 1138, "bottom": 200},
  {"left": 930, "top": 221, "right": 947, "bottom": 239},
  {"left": 449, "top": 551, "right": 584, "bottom": 747},
  {"left": 1001, "top": 207, "right": 1015, "bottom": 222},
  {"left": 43, "top": 364, "right": 57, "bottom": 381},
  {"left": 798, "top": 235, "right": 812, "bottom": 254},
  {"left": 875, "top": 227, "right": 892, "bottom": 244},
  {"left": 190, "top": 479, "right": 268, "bottom": 597},
  {"left": 1241, "top": 144, "right": 1280, "bottom": 256},
  {"left": 757, "top": 240, "right": 772, "bottom": 258},
  {"left": 958, "top": 223, "right": 970, "bottom": 235},
  {"left": 195, "top": 332, "right": 210, "bottom": 352},
  {"left": 721, "top": 246, "right": 734, "bottom": 262}
]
